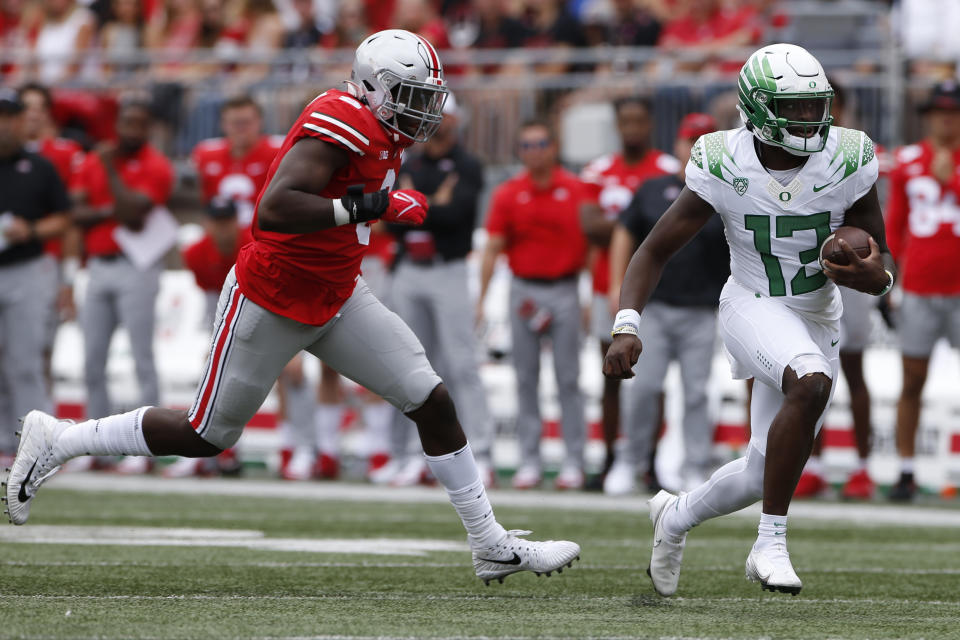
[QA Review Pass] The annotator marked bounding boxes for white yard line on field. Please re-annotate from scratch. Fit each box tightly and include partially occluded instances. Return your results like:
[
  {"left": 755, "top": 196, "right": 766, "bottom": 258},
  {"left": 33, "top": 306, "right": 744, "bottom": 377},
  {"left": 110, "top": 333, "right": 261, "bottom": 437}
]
[{"left": 43, "top": 473, "right": 960, "bottom": 527}]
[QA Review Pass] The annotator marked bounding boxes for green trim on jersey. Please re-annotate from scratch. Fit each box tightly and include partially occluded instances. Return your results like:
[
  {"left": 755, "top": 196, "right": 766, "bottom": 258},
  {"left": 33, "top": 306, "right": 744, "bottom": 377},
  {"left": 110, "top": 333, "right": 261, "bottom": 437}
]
[
  {"left": 826, "top": 127, "right": 868, "bottom": 187},
  {"left": 703, "top": 131, "right": 740, "bottom": 185},
  {"left": 691, "top": 138, "right": 704, "bottom": 169},
  {"left": 861, "top": 136, "right": 875, "bottom": 166}
]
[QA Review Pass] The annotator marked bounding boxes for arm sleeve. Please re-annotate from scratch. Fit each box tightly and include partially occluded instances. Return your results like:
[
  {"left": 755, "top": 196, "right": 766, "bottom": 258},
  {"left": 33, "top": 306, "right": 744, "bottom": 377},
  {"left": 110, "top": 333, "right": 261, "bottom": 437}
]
[{"left": 852, "top": 134, "right": 880, "bottom": 204}]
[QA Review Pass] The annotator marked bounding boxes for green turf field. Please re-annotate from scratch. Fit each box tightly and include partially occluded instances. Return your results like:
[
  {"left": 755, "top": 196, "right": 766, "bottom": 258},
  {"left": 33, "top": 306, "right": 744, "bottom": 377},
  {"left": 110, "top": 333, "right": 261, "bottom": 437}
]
[{"left": 2, "top": 478, "right": 959, "bottom": 640}]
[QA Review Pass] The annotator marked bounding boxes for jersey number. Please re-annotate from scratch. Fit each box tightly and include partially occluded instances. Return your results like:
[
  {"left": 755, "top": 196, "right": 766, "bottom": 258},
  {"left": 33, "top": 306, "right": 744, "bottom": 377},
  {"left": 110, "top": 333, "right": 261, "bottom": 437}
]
[
  {"left": 356, "top": 168, "right": 397, "bottom": 245},
  {"left": 744, "top": 212, "right": 831, "bottom": 297}
]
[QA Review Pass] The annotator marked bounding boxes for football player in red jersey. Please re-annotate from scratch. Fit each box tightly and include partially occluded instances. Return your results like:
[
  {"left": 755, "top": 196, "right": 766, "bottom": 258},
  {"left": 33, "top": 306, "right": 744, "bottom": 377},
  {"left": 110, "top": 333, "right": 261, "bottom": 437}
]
[
  {"left": 7, "top": 29, "right": 580, "bottom": 584},
  {"left": 579, "top": 96, "right": 679, "bottom": 489}
]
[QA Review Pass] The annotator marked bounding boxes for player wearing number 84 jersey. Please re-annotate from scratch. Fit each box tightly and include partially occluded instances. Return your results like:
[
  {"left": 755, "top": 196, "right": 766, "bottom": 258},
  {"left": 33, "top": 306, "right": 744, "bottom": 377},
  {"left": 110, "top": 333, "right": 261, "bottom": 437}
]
[
  {"left": 603, "top": 43, "right": 894, "bottom": 597},
  {"left": 4, "top": 28, "right": 580, "bottom": 587}
]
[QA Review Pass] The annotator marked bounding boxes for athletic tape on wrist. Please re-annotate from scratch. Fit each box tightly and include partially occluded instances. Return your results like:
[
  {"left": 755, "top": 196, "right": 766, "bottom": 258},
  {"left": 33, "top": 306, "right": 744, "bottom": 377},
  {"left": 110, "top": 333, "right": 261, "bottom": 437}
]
[
  {"left": 611, "top": 308, "right": 641, "bottom": 338},
  {"left": 332, "top": 198, "right": 350, "bottom": 226}
]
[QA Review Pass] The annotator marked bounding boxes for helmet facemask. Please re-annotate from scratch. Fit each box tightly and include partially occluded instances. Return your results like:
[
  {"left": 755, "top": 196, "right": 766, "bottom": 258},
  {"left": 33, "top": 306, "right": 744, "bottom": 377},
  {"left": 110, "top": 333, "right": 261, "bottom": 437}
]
[
  {"left": 756, "top": 90, "right": 833, "bottom": 155},
  {"left": 373, "top": 70, "right": 448, "bottom": 143}
]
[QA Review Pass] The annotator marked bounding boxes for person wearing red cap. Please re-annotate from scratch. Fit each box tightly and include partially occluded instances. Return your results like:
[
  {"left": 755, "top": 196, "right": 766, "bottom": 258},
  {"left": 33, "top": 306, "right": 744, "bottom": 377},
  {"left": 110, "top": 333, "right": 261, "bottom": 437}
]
[
  {"left": 886, "top": 81, "right": 960, "bottom": 501},
  {"left": 579, "top": 96, "right": 680, "bottom": 490},
  {"left": 604, "top": 112, "right": 728, "bottom": 495}
]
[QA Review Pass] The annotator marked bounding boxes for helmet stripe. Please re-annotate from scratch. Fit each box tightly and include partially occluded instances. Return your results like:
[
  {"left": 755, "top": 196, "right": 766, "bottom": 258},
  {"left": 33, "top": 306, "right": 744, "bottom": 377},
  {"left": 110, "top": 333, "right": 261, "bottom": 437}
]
[{"left": 413, "top": 34, "right": 441, "bottom": 80}]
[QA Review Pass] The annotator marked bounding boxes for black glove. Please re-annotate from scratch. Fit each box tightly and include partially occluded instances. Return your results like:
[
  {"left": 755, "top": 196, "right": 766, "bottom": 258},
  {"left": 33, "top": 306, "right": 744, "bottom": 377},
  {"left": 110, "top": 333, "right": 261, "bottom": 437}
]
[{"left": 340, "top": 185, "right": 389, "bottom": 224}]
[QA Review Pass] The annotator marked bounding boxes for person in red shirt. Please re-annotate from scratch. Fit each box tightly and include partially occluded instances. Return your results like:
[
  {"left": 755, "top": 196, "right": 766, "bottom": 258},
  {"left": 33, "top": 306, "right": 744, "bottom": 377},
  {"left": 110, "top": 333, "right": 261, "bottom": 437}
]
[
  {"left": 886, "top": 82, "right": 960, "bottom": 501},
  {"left": 478, "top": 119, "right": 589, "bottom": 490},
  {"left": 191, "top": 95, "right": 284, "bottom": 228},
  {"left": 19, "top": 82, "right": 84, "bottom": 383},
  {"left": 9, "top": 30, "right": 580, "bottom": 586},
  {"left": 657, "top": 0, "right": 760, "bottom": 71},
  {"left": 578, "top": 96, "right": 679, "bottom": 489},
  {"left": 70, "top": 96, "right": 175, "bottom": 474}
]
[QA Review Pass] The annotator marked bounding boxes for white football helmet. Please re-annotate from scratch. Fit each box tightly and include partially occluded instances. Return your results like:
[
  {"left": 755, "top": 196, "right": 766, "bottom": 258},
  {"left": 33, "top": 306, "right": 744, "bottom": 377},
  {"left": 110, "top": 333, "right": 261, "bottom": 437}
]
[
  {"left": 349, "top": 29, "right": 448, "bottom": 143},
  {"left": 737, "top": 43, "right": 834, "bottom": 156}
]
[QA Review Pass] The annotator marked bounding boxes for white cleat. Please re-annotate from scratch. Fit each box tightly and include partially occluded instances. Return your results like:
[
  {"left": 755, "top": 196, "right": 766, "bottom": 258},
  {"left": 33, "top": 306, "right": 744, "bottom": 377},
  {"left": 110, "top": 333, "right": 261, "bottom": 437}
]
[
  {"left": 472, "top": 529, "right": 580, "bottom": 585},
  {"left": 4, "top": 411, "right": 67, "bottom": 525},
  {"left": 745, "top": 543, "right": 803, "bottom": 595},
  {"left": 647, "top": 489, "right": 686, "bottom": 596}
]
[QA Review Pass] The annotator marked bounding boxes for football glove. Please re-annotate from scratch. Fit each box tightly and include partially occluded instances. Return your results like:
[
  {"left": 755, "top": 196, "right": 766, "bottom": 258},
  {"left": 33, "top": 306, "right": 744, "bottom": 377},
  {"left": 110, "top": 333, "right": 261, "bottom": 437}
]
[
  {"left": 338, "top": 186, "right": 428, "bottom": 226},
  {"left": 382, "top": 189, "right": 428, "bottom": 225}
]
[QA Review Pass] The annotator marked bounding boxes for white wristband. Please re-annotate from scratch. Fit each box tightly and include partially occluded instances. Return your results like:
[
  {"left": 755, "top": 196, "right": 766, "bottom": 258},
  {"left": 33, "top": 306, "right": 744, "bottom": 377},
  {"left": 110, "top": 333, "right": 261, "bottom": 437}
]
[
  {"left": 332, "top": 198, "right": 350, "bottom": 226},
  {"left": 874, "top": 269, "right": 895, "bottom": 297},
  {"left": 61, "top": 257, "right": 80, "bottom": 286},
  {"left": 611, "top": 308, "right": 641, "bottom": 338}
]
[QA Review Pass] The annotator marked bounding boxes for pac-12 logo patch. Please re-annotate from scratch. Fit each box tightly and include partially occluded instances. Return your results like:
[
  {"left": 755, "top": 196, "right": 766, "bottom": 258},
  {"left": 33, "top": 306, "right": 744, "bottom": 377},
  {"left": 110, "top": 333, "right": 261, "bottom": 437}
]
[{"left": 733, "top": 177, "right": 749, "bottom": 196}]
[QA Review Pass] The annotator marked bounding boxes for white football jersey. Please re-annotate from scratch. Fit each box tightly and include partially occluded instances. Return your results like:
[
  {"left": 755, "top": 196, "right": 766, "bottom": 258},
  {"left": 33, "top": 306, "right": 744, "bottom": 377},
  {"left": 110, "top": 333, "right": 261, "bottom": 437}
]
[{"left": 685, "top": 126, "right": 879, "bottom": 321}]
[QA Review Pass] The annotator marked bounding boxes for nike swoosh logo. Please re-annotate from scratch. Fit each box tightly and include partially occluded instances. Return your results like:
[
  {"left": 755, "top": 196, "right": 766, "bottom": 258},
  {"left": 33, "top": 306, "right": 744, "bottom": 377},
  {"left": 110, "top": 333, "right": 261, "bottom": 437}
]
[
  {"left": 831, "top": 338, "right": 840, "bottom": 347},
  {"left": 813, "top": 183, "right": 831, "bottom": 192},
  {"left": 774, "top": 531, "right": 786, "bottom": 536},
  {"left": 18, "top": 459, "right": 38, "bottom": 503},
  {"left": 477, "top": 552, "right": 522, "bottom": 565},
  {"left": 653, "top": 538, "right": 662, "bottom": 548}
]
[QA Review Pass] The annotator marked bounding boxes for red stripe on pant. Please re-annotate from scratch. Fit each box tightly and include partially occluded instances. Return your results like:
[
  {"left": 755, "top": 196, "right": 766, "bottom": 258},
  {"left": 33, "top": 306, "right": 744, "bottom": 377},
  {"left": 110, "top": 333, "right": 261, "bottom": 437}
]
[{"left": 190, "top": 287, "right": 241, "bottom": 431}]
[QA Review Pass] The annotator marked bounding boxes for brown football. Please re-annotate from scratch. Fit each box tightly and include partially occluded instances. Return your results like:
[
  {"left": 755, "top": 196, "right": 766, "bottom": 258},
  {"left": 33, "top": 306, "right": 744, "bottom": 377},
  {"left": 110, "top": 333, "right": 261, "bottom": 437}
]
[{"left": 819, "top": 226, "right": 873, "bottom": 267}]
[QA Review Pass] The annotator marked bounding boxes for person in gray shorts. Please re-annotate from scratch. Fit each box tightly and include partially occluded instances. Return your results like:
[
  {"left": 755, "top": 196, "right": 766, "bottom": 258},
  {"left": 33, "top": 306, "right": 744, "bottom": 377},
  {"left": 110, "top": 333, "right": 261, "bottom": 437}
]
[
  {"left": 885, "top": 81, "right": 960, "bottom": 501},
  {"left": 605, "top": 113, "right": 727, "bottom": 494},
  {"left": 0, "top": 89, "right": 70, "bottom": 459}
]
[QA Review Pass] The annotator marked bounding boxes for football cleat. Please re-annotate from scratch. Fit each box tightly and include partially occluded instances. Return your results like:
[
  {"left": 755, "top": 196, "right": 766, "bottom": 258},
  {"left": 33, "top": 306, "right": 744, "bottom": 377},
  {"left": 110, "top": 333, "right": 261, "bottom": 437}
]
[
  {"left": 554, "top": 464, "right": 584, "bottom": 491},
  {"left": 473, "top": 529, "right": 580, "bottom": 585},
  {"left": 511, "top": 464, "right": 542, "bottom": 490},
  {"left": 647, "top": 489, "right": 686, "bottom": 596},
  {"left": 745, "top": 543, "right": 802, "bottom": 595},
  {"left": 793, "top": 470, "right": 827, "bottom": 498},
  {"left": 5, "top": 411, "right": 68, "bottom": 525}
]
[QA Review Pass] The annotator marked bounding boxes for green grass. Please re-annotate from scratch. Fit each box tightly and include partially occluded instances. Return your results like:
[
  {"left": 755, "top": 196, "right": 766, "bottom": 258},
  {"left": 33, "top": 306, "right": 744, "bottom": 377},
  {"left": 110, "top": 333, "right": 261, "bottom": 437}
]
[{"left": 2, "top": 486, "right": 959, "bottom": 639}]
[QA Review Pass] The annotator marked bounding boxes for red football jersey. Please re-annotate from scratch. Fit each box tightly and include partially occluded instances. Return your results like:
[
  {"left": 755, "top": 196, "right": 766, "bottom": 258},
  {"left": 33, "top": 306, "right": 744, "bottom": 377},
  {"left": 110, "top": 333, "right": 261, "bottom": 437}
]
[
  {"left": 580, "top": 150, "right": 679, "bottom": 293},
  {"left": 74, "top": 144, "right": 174, "bottom": 257},
  {"left": 182, "top": 226, "right": 254, "bottom": 293},
  {"left": 886, "top": 140, "right": 960, "bottom": 295},
  {"left": 191, "top": 135, "right": 284, "bottom": 227},
  {"left": 235, "top": 89, "right": 405, "bottom": 326}
]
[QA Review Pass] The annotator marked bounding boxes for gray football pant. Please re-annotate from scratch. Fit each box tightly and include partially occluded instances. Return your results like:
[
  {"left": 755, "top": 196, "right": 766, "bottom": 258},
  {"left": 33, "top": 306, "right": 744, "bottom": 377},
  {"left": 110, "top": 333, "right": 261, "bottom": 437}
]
[
  {"left": 622, "top": 301, "right": 718, "bottom": 476},
  {"left": 509, "top": 277, "right": 585, "bottom": 470},
  {"left": 82, "top": 256, "right": 161, "bottom": 418},
  {"left": 0, "top": 256, "right": 54, "bottom": 452},
  {"left": 388, "top": 259, "right": 494, "bottom": 462},
  {"left": 189, "top": 269, "right": 441, "bottom": 449}
]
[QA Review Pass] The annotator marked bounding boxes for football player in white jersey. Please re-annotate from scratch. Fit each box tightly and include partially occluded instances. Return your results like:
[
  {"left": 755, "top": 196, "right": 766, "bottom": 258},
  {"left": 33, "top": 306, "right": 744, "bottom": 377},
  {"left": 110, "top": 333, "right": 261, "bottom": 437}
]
[{"left": 604, "top": 43, "right": 895, "bottom": 595}]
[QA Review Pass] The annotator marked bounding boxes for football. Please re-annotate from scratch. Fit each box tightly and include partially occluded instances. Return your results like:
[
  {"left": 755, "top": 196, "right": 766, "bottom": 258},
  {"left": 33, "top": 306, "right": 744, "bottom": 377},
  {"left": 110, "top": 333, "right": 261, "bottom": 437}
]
[{"left": 819, "top": 226, "right": 873, "bottom": 268}]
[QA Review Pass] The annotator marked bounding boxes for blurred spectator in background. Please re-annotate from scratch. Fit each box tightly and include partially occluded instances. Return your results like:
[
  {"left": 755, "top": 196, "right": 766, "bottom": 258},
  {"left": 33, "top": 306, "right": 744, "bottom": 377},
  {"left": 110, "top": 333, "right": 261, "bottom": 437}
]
[
  {"left": 20, "top": 82, "right": 84, "bottom": 391},
  {"left": 32, "top": 0, "right": 97, "bottom": 84},
  {"left": 223, "top": 0, "right": 285, "bottom": 76},
  {"left": 1, "top": 0, "right": 35, "bottom": 78},
  {"left": 191, "top": 95, "right": 283, "bottom": 227},
  {"left": 395, "top": 0, "right": 452, "bottom": 50},
  {"left": 794, "top": 84, "right": 879, "bottom": 500},
  {"left": 578, "top": 96, "right": 678, "bottom": 490},
  {"left": 144, "top": 0, "right": 203, "bottom": 77},
  {"left": 100, "top": 0, "right": 145, "bottom": 77},
  {"left": 72, "top": 97, "right": 175, "bottom": 474},
  {"left": 449, "top": 0, "right": 529, "bottom": 53},
  {"left": 898, "top": 0, "right": 960, "bottom": 80},
  {"left": 657, "top": 0, "right": 760, "bottom": 71},
  {"left": 886, "top": 81, "right": 960, "bottom": 502},
  {"left": 608, "top": 0, "right": 662, "bottom": 47},
  {"left": 605, "top": 112, "right": 727, "bottom": 495},
  {"left": 0, "top": 89, "right": 70, "bottom": 464},
  {"left": 319, "top": 0, "right": 369, "bottom": 51},
  {"left": 520, "top": 0, "right": 586, "bottom": 74},
  {"left": 283, "top": 0, "right": 322, "bottom": 49},
  {"left": 478, "top": 119, "right": 589, "bottom": 490},
  {"left": 387, "top": 93, "right": 495, "bottom": 487}
]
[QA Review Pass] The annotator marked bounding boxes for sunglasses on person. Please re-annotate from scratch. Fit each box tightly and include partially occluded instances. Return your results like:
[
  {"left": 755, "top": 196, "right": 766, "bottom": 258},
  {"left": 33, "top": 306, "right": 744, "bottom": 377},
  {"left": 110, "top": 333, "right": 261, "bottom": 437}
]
[{"left": 518, "top": 139, "right": 551, "bottom": 151}]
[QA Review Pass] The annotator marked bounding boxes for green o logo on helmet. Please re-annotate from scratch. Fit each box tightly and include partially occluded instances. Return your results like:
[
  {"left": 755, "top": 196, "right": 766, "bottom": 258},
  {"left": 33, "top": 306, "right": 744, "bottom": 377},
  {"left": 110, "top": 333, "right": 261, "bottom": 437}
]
[{"left": 809, "top": 81, "right": 817, "bottom": 88}]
